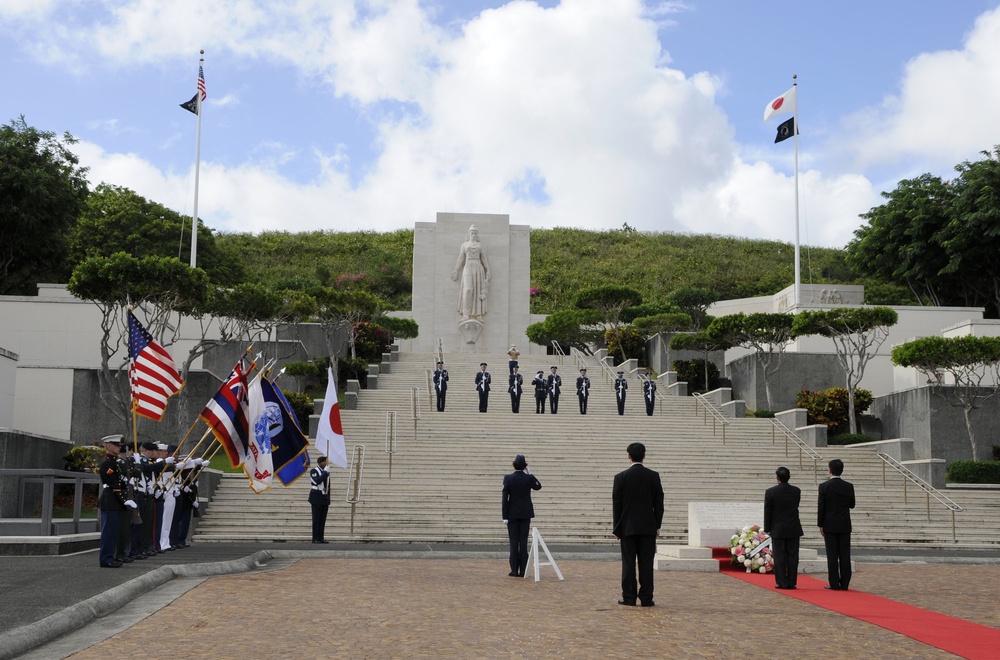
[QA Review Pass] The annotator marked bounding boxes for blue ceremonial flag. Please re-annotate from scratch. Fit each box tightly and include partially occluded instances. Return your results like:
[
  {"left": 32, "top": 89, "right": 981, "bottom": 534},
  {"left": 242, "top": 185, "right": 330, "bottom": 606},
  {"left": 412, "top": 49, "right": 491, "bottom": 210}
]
[{"left": 261, "top": 378, "right": 311, "bottom": 486}]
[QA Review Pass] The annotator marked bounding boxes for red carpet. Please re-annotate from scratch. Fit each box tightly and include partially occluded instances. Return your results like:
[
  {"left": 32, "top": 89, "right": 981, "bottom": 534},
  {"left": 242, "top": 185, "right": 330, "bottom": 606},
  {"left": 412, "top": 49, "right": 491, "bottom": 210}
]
[{"left": 727, "top": 571, "right": 1000, "bottom": 660}]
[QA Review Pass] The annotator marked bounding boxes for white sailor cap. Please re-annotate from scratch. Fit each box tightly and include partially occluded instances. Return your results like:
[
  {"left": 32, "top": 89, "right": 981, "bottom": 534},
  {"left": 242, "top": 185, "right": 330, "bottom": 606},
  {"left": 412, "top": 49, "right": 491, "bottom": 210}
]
[{"left": 101, "top": 434, "right": 124, "bottom": 445}]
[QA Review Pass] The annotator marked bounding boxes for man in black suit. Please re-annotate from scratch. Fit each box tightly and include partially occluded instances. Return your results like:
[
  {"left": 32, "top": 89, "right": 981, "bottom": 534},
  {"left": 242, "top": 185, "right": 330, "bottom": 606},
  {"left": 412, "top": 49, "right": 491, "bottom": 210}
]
[
  {"left": 546, "top": 366, "right": 561, "bottom": 414},
  {"left": 309, "top": 456, "right": 331, "bottom": 543},
  {"left": 764, "top": 466, "right": 804, "bottom": 589},
  {"left": 576, "top": 368, "right": 590, "bottom": 414},
  {"left": 818, "top": 458, "right": 856, "bottom": 590},
  {"left": 612, "top": 442, "right": 664, "bottom": 607},
  {"left": 432, "top": 361, "right": 448, "bottom": 412},
  {"left": 531, "top": 370, "right": 547, "bottom": 414},
  {"left": 502, "top": 454, "right": 542, "bottom": 577},
  {"left": 508, "top": 365, "right": 523, "bottom": 413},
  {"left": 475, "top": 363, "right": 491, "bottom": 413}
]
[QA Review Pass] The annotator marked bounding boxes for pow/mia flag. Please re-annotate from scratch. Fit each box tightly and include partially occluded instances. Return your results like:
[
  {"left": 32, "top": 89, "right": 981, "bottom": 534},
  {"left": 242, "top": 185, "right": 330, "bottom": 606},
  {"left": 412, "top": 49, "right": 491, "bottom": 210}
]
[
  {"left": 180, "top": 94, "right": 199, "bottom": 115},
  {"left": 775, "top": 116, "right": 797, "bottom": 143}
]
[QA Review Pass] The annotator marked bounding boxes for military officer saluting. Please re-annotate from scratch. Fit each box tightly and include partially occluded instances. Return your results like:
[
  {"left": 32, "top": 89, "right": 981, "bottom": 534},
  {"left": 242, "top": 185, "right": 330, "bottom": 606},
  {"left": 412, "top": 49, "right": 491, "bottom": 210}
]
[
  {"left": 576, "top": 368, "right": 591, "bottom": 414},
  {"left": 615, "top": 371, "right": 628, "bottom": 416},
  {"left": 433, "top": 360, "right": 449, "bottom": 412},
  {"left": 547, "top": 366, "right": 562, "bottom": 414},
  {"left": 532, "top": 370, "right": 548, "bottom": 414}
]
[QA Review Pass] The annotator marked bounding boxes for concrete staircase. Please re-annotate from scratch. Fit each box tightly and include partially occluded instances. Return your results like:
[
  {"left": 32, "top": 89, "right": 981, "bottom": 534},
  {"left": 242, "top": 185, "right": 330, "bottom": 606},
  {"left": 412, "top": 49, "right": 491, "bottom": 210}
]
[{"left": 194, "top": 351, "right": 1000, "bottom": 549}]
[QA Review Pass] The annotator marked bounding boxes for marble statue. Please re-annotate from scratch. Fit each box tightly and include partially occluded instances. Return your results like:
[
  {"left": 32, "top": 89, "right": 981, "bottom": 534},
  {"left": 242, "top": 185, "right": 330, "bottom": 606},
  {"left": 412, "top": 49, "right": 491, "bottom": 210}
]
[{"left": 451, "top": 225, "right": 490, "bottom": 321}]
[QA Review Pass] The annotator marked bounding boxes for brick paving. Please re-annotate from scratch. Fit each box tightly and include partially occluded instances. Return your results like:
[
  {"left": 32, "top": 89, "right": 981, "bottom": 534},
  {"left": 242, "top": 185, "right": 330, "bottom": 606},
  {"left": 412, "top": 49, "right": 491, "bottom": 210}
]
[{"left": 69, "top": 559, "right": 999, "bottom": 659}]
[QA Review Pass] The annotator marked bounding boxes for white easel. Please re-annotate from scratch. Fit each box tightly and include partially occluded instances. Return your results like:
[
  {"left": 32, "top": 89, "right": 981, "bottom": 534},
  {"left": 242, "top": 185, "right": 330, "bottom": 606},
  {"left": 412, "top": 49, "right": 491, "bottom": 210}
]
[{"left": 524, "top": 527, "right": 564, "bottom": 581}]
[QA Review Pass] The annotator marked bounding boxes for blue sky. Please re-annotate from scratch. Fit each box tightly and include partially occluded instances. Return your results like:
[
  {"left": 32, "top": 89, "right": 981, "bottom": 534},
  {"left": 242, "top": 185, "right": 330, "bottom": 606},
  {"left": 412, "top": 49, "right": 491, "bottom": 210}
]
[{"left": 4, "top": 0, "right": 1000, "bottom": 247}]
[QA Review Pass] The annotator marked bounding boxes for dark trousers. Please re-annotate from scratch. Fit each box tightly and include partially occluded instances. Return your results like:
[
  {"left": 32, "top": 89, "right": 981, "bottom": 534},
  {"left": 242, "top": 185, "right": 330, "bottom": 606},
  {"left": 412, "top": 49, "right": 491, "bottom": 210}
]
[
  {"left": 578, "top": 394, "right": 588, "bottom": 414},
  {"left": 620, "top": 534, "right": 656, "bottom": 604},
  {"left": 311, "top": 499, "right": 330, "bottom": 542},
  {"left": 99, "top": 509, "right": 121, "bottom": 566},
  {"left": 645, "top": 397, "right": 655, "bottom": 416},
  {"left": 507, "top": 518, "right": 531, "bottom": 576},
  {"left": 535, "top": 393, "right": 546, "bottom": 413},
  {"left": 129, "top": 495, "right": 146, "bottom": 557},
  {"left": 824, "top": 531, "right": 852, "bottom": 589},
  {"left": 772, "top": 536, "right": 800, "bottom": 587},
  {"left": 617, "top": 395, "right": 626, "bottom": 415},
  {"left": 478, "top": 391, "right": 489, "bottom": 412},
  {"left": 435, "top": 390, "right": 445, "bottom": 412},
  {"left": 549, "top": 393, "right": 559, "bottom": 414},
  {"left": 115, "top": 507, "right": 131, "bottom": 560},
  {"left": 173, "top": 498, "right": 193, "bottom": 546},
  {"left": 510, "top": 393, "right": 521, "bottom": 413},
  {"left": 140, "top": 497, "right": 155, "bottom": 553}
]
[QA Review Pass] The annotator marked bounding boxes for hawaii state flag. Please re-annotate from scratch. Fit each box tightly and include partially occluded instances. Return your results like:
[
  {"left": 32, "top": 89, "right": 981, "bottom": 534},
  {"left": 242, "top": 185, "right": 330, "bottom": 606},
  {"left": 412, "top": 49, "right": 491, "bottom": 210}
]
[
  {"left": 315, "top": 367, "right": 347, "bottom": 468},
  {"left": 764, "top": 86, "right": 796, "bottom": 121},
  {"left": 199, "top": 359, "right": 250, "bottom": 468}
]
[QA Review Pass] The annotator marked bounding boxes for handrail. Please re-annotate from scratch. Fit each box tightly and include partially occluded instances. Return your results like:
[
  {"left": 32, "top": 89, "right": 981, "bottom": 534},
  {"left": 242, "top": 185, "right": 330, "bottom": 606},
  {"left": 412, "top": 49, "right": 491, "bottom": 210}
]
[
  {"left": 767, "top": 419, "right": 824, "bottom": 483},
  {"left": 873, "top": 452, "right": 963, "bottom": 541},
  {"left": 691, "top": 392, "right": 730, "bottom": 443}
]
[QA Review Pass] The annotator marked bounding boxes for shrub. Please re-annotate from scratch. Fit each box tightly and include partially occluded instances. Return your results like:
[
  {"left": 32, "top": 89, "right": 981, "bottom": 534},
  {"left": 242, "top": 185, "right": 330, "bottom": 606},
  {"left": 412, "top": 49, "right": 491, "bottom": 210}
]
[
  {"left": 751, "top": 409, "right": 776, "bottom": 418},
  {"left": 796, "top": 387, "right": 873, "bottom": 435},
  {"left": 605, "top": 326, "right": 646, "bottom": 366},
  {"left": 946, "top": 460, "right": 1000, "bottom": 484},
  {"left": 282, "top": 361, "right": 319, "bottom": 392},
  {"left": 672, "top": 359, "right": 720, "bottom": 393},
  {"left": 337, "top": 356, "right": 369, "bottom": 388},
  {"left": 353, "top": 322, "right": 390, "bottom": 361},
  {"left": 828, "top": 433, "right": 872, "bottom": 446},
  {"left": 63, "top": 445, "right": 105, "bottom": 473},
  {"left": 281, "top": 390, "right": 314, "bottom": 428}
]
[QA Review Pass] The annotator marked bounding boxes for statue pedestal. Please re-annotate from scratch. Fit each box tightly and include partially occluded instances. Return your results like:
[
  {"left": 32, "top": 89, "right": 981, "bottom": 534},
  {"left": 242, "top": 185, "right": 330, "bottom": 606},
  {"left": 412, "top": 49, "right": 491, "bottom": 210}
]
[{"left": 458, "top": 319, "right": 485, "bottom": 346}]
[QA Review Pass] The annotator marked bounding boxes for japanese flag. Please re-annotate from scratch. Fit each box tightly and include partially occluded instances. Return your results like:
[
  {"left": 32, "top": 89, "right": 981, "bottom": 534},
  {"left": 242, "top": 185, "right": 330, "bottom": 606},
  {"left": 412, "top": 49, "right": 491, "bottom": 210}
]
[{"left": 764, "top": 86, "right": 796, "bottom": 121}]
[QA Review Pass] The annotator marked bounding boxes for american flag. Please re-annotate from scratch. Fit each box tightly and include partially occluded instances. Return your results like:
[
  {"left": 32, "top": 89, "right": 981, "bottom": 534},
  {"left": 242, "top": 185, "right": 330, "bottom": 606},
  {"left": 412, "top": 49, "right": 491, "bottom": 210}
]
[
  {"left": 197, "top": 65, "right": 206, "bottom": 101},
  {"left": 199, "top": 358, "right": 250, "bottom": 468},
  {"left": 127, "top": 310, "right": 184, "bottom": 422}
]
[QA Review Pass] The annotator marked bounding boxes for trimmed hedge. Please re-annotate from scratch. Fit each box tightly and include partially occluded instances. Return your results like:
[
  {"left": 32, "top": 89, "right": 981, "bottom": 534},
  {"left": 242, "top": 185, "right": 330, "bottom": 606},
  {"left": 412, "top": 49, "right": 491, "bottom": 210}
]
[
  {"left": 946, "top": 460, "right": 1000, "bottom": 484},
  {"left": 828, "top": 433, "right": 872, "bottom": 446}
]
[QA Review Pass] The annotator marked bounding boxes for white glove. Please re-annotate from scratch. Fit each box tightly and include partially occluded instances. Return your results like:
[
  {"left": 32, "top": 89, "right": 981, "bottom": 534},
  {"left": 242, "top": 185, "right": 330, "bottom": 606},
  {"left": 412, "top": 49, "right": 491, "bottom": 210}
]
[
  {"left": 165, "top": 457, "right": 176, "bottom": 464},
  {"left": 524, "top": 467, "right": 532, "bottom": 475},
  {"left": 195, "top": 458, "right": 205, "bottom": 466},
  {"left": 193, "top": 501, "right": 200, "bottom": 509},
  {"left": 171, "top": 487, "right": 181, "bottom": 497},
  {"left": 503, "top": 519, "right": 509, "bottom": 525},
  {"left": 183, "top": 486, "right": 192, "bottom": 493},
  {"left": 124, "top": 499, "right": 137, "bottom": 509}
]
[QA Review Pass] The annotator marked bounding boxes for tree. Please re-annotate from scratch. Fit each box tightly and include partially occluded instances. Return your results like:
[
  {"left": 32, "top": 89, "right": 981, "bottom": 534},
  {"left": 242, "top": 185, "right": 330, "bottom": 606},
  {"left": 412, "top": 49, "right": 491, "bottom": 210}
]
[
  {"left": 376, "top": 316, "right": 420, "bottom": 342},
  {"left": 575, "top": 285, "right": 643, "bottom": 362},
  {"left": 891, "top": 335, "right": 1000, "bottom": 461},
  {"left": 667, "top": 287, "right": 718, "bottom": 330},
  {"left": 0, "top": 117, "right": 90, "bottom": 294},
  {"left": 669, "top": 331, "right": 732, "bottom": 393},
  {"left": 792, "top": 307, "right": 898, "bottom": 434},
  {"left": 632, "top": 312, "right": 692, "bottom": 369},
  {"left": 72, "top": 183, "right": 244, "bottom": 286},
  {"left": 706, "top": 312, "right": 796, "bottom": 409},
  {"left": 311, "top": 287, "right": 383, "bottom": 360},
  {"left": 525, "top": 308, "right": 602, "bottom": 354}
]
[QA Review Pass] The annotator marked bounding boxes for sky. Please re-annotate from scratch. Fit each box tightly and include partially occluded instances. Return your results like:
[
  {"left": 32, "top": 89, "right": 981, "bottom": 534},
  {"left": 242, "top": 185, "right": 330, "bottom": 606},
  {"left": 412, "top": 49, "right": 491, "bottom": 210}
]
[{"left": 4, "top": 0, "right": 1000, "bottom": 248}]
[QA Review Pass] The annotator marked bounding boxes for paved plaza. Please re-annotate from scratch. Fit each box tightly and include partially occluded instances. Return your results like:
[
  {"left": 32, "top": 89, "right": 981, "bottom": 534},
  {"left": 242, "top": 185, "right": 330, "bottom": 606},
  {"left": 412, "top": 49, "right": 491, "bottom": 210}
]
[{"left": 3, "top": 544, "right": 999, "bottom": 659}]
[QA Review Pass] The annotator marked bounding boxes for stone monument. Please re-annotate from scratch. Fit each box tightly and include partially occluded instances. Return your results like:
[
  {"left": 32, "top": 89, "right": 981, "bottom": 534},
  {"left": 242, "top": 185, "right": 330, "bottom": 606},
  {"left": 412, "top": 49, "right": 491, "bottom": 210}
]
[{"left": 405, "top": 212, "right": 535, "bottom": 354}]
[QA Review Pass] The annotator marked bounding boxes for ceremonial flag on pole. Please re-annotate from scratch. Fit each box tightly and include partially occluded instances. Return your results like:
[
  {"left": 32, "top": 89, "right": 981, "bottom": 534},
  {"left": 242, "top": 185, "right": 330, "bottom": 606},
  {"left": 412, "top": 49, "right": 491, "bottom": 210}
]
[
  {"left": 763, "top": 86, "right": 796, "bottom": 121},
  {"left": 775, "top": 117, "right": 797, "bottom": 143},
  {"left": 245, "top": 374, "right": 275, "bottom": 493},
  {"left": 179, "top": 65, "right": 207, "bottom": 115},
  {"left": 127, "top": 310, "right": 184, "bottom": 422},
  {"left": 261, "top": 377, "right": 311, "bottom": 486},
  {"left": 315, "top": 367, "right": 347, "bottom": 468},
  {"left": 199, "top": 359, "right": 250, "bottom": 467}
]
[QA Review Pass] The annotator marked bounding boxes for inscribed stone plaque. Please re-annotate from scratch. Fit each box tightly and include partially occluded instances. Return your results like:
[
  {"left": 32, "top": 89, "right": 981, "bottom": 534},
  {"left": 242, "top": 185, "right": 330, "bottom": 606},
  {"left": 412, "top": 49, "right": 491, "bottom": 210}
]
[{"left": 688, "top": 501, "right": 764, "bottom": 547}]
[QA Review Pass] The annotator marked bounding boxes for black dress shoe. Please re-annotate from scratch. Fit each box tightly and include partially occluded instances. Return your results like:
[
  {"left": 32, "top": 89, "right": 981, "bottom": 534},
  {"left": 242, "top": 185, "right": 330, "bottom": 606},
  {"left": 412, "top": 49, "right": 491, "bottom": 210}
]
[
  {"left": 617, "top": 599, "right": 636, "bottom": 606},
  {"left": 508, "top": 571, "right": 519, "bottom": 577},
  {"left": 119, "top": 556, "right": 134, "bottom": 563},
  {"left": 640, "top": 601, "right": 655, "bottom": 607},
  {"left": 100, "top": 561, "right": 122, "bottom": 568},
  {"left": 824, "top": 585, "right": 840, "bottom": 590}
]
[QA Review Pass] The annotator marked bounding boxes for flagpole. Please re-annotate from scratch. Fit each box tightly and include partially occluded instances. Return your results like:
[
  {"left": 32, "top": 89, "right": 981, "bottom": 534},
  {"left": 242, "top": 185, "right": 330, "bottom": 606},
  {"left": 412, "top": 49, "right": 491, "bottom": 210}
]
[
  {"left": 190, "top": 49, "right": 204, "bottom": 269},
  {"left": 792, "top": 74, "right": 800, "bottom": 308}
]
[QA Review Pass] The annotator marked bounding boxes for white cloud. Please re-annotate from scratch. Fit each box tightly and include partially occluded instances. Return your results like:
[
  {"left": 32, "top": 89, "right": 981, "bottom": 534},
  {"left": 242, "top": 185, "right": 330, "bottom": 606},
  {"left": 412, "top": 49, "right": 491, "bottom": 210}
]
[{"left": 846, "top": 6, "right": 1000, "bottom": 170}]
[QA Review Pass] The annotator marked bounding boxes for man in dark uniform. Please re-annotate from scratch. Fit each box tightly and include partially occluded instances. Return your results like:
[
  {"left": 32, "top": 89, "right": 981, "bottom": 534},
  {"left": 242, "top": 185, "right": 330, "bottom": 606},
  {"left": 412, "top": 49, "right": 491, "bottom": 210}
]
[
  {"left": 508, "top": 365, "right": 523, "bottom": 413},
  {"left": 309, "top": 456, "right": 331, "bottom": 543},
  {"left": 475, "top": 363, "right": 491, "bottom": 413},
  {"left": 547, "top": 366, "right": 562, "bottom": 414},
  {"left": 432, "top": 361, "right": 449, "bottom": 412},
  {"left": 642, "top": 372, "right": 657, "bottom": 416},
  {"left": 173, "top": 456, "right": 204, "bottom": 548},
  {"left": 576, "top": 368, "right": 590, "bottom": 414},
  {"left": 615, "top": 371, "right": 628, "bottom": 415},
  {"left": 98, "top": 435, "right": 135, "bottom": 567},
  {"left": 818, "top": 459, "right": 856, "bottom": 590},
  {"left": 115, "top": 443, "right": 138, "bottom": 563},
  {"left": 502, "top": 454, "right": 542, "bottom": 577},
  {"left": 612, "top": 442, "right": 663, "bottom": 607},
  {"left": 531, "top": 370, "right": 547, "bottom": 414},
  {"left": 764, "top": 466, "right": 804, "bottom": 589}
]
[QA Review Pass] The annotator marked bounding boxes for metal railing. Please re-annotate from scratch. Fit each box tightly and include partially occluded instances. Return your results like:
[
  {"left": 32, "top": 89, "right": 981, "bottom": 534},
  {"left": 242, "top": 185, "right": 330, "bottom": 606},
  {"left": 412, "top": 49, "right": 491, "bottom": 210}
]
[
  {"left": 874, "top": 452, "right": 964, "bottom": 540},
  {"left": 691, "top": 392, "right": 731, "bottom": 443},
  {"left": 767, "top": 420, "right": 824, "bottom": 483}
]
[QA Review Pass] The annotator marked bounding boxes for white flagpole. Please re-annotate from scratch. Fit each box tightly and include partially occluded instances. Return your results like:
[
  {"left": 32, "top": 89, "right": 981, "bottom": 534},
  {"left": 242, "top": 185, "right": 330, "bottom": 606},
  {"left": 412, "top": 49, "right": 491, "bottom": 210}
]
[
  {"left": 190, "top": 50, "right": 204, "bottom": 269},
  {"left": 792, "top": 74, "right": 800, "bottom": 308}
]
